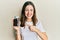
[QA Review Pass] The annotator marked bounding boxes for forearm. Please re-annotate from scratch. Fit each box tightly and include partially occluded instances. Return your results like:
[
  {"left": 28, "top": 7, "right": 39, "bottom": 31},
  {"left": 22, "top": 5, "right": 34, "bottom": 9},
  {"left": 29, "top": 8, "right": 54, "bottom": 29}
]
[
  {"left": 16, "top": 30, "right": 21, "bottom": 40},
  {"left": 35, "top": 29, "right": 48, "bottom": 40}
]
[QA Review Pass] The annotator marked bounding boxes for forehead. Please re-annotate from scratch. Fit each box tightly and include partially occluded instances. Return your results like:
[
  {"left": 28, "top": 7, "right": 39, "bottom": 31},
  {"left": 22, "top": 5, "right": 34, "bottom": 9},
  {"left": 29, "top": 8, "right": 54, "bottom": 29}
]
[{"left": 25, "top": 5, "right": 34, "bottom": 9}]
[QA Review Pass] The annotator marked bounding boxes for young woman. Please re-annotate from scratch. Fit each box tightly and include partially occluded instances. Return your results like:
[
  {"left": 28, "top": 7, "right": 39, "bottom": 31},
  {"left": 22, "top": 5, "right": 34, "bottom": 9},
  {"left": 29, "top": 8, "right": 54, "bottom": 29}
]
[{"left": 13, "top": 1, "right": 48, "bottom": 40}]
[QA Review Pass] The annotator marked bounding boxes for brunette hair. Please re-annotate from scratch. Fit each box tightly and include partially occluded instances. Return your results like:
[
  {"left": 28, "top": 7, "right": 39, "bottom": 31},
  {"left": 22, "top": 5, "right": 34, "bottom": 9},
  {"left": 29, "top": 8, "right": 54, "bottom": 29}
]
[{"left": 20, "top": 1, "right": 38, "bottom": 27}]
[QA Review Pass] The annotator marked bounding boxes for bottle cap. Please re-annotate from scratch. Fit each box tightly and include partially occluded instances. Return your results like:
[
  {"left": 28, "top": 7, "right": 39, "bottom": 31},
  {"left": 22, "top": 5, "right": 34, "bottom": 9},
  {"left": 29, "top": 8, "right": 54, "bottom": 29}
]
[{"left": 14, "top": 16, "right": 19, "bottom": 19}]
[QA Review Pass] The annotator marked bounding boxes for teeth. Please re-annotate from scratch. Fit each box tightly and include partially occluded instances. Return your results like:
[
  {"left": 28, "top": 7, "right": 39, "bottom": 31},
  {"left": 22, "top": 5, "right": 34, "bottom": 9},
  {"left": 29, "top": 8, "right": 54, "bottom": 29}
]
[
  {"left": 28, "top": 15, "right": 31, "bottom": 16},
  {"left": 28, "top": 14, "right": 31, "bottom": 17}
]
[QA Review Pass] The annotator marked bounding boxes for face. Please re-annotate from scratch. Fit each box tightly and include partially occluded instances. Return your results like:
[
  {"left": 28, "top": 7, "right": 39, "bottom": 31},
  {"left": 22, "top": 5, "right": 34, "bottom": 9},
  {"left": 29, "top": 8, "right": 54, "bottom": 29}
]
[{"left": 25, "top": 5, "right": 34, "bottom": 19}]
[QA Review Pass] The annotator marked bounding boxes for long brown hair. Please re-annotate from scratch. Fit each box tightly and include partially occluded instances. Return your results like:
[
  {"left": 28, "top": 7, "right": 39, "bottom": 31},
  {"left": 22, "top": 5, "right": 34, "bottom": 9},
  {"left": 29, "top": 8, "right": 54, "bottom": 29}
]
[{"left": 20, "top": 1, "right": 38, "bottom": 27}]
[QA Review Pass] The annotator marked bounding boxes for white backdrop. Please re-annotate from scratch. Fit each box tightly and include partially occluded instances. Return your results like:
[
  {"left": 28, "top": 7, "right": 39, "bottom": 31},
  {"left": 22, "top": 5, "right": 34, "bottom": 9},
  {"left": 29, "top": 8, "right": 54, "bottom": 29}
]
[{"left": 0, "top": 0, "right": 60, "bottom": 40}]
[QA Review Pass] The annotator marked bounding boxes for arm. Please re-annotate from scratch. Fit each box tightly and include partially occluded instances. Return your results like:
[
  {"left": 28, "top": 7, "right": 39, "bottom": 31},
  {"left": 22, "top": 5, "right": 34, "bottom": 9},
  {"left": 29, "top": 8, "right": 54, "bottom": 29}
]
[
  {"left": 16, "top": 30, "right": 22, "bottom": 40},
  {"left": 29, "top": 26, "right": 48, "bottom": 40},
  {"left": 35, "top": 28, "right": 48, "bottom": 40},
  {"left": 13, "top": 26, "right": 22, "bottom": 40}
]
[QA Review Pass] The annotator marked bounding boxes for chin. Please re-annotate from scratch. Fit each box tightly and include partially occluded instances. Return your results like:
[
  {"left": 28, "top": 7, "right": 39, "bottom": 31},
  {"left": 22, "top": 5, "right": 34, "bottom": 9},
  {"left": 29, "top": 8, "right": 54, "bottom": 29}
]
[
  {"left": 27, "top": 17, "right": 31, "bottom": 19},
  {"left": 26, "top": 15, "right": 33, "bottom": 19}
]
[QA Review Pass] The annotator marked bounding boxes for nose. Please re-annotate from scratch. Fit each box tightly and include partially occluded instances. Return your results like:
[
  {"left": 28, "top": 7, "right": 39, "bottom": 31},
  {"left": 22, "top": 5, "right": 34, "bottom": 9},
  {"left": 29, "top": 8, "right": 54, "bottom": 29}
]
[{"left": 28, "top": 10, "right": 31, "bottom": 14}]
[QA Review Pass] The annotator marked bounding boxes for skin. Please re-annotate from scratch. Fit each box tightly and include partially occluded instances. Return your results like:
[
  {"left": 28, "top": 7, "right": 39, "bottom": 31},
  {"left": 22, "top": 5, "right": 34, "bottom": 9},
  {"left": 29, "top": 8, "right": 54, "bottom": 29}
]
[{"left": 13, "top": 5, "right": 48, "bottom": 40}]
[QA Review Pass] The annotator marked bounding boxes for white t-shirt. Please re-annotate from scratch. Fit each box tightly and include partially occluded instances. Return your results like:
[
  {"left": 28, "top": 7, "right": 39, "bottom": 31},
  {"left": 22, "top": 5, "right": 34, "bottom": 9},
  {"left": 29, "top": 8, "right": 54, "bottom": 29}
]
[{"left": 20, "top": 21, "right": 45, "bottom": 40}]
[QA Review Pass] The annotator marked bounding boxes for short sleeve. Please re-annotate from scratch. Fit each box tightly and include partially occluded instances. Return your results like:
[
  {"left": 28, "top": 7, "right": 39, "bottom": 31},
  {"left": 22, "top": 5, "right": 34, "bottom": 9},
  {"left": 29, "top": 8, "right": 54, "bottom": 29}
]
[{"left": 36, "top": 21, "right": 45, "bottom": 32}]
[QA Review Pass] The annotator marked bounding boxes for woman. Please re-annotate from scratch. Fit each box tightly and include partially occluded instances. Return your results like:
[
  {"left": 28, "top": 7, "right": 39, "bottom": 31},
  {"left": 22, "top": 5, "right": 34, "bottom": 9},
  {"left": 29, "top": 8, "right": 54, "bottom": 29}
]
[{"left": 13, "top": 1, "right": 48, "bottom": 40}]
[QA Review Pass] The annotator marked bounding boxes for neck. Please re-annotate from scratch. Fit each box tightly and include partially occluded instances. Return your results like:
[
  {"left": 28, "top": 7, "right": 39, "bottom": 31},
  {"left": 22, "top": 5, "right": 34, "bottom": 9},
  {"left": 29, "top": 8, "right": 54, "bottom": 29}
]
[{"left": 26, "top": 18, "right": 32, "bottom": 22}]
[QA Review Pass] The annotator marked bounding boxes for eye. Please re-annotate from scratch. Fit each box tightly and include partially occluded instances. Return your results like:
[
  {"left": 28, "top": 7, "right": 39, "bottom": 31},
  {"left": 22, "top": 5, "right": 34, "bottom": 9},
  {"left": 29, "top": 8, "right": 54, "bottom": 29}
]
[
  {"left": 25, "top": 9, "right": 28, "bottom": 11},
  {"left": 30, "top": 9, "right": 33, "bottom": 11}
]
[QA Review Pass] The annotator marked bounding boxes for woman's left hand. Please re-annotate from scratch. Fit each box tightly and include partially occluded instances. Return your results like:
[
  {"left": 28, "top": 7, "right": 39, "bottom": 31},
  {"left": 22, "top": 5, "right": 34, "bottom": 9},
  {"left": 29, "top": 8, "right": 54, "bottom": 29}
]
[{"left": 28, "top": 25, "right": 38, "bottom": 32}]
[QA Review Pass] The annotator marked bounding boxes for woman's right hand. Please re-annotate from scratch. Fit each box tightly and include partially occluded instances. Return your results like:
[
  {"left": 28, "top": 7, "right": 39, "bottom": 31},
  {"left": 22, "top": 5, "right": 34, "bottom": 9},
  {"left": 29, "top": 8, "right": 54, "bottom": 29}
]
[
  {"left": 13, "top": 26, "right": 20, "bottom": 31},
  {"left": 12, "top": 17, "right": 20, "bottom": 31}
]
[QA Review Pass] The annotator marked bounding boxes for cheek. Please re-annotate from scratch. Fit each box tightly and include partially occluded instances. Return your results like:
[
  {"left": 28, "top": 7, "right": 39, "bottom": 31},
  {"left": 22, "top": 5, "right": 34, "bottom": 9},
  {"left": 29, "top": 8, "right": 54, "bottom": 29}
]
[
  {"left": 25, "top": 11, "right": 28, "bottom": 16},
  {"left": 31, "top": 12, "right": 34, "bottom": 16}
]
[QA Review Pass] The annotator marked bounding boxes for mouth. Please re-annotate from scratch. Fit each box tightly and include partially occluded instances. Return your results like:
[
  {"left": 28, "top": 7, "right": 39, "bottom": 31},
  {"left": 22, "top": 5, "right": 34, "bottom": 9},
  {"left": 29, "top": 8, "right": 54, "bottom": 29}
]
[{"left": 27, "top": 14, "right": 32, "bottom": 17}]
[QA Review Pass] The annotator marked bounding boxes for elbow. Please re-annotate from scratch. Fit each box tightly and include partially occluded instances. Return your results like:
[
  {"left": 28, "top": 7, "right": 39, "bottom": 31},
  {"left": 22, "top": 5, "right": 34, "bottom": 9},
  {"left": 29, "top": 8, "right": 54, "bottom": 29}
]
[{"left": 43, "top": 36, "right": 48, "bottom": 40}]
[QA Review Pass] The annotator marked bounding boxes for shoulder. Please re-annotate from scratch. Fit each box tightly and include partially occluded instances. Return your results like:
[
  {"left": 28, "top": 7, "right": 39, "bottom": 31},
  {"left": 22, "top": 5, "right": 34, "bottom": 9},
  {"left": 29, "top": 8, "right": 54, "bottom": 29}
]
[
  {"left": 36, "top": 20, "right": 42, "bottom": 26},
  {"left": 36, "top": 20, "right": 46, "bottom": 32}
]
